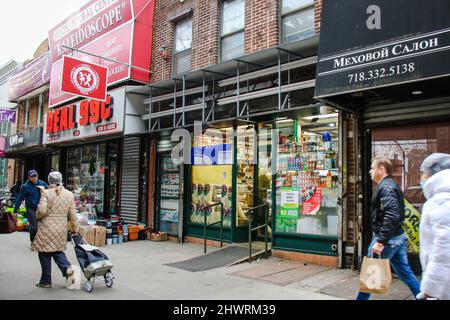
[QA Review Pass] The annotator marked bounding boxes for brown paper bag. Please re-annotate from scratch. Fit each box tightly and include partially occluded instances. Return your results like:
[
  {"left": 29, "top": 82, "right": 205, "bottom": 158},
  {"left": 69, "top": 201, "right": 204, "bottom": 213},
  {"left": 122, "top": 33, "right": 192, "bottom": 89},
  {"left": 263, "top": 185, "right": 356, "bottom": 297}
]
[{"left": 359, "top": 256, "right": 392, "bottom": 294}]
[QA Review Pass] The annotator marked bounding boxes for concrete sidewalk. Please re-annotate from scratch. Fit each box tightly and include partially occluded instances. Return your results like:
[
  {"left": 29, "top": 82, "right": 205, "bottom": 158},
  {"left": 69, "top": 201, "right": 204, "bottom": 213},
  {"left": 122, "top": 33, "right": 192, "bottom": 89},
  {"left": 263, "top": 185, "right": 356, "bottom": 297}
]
[{"left": 0, "top": 232, "right": 414, "bottom": 300}]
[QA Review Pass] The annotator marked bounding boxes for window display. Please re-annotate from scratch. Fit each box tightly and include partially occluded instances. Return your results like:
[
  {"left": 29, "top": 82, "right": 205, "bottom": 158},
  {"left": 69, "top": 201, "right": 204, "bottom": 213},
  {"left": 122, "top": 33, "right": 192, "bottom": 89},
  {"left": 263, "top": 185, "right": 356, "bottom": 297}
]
[
  {"left": 66, "top": 144, "right": 106, "bottom": 220},
  {"left": 191, "top": 166, "right": 233, "bottom": 227},
  {"left": 191, "top": 128, "right": 234, "bottom": 227},
  {"left": 159, "top": 153, "right": 181, "bottom": 236},
  {"left": 236, "top": 126, "right": 255, "bottom": 226},
  {"left": 275, "top": 117, "right": 339, "bottom": 237}
]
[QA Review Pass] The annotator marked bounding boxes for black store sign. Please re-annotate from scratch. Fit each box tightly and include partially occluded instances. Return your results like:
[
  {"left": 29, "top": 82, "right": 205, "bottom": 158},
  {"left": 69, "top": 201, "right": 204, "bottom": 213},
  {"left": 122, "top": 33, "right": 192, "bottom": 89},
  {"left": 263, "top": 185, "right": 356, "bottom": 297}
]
[
  {"left": 315, "top": 0, "right": 450, "bottom": 98},
  {"left": 5, "top": 127, "right": 43, "bottom": 152}
]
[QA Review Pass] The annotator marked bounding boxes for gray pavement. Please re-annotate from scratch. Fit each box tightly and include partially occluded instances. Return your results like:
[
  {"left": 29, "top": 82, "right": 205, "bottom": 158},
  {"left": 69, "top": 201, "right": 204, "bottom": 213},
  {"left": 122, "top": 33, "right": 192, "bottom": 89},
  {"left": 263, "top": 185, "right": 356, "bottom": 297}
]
[{"left": 0, "top": 232, "right": 414, "bottom": 300}]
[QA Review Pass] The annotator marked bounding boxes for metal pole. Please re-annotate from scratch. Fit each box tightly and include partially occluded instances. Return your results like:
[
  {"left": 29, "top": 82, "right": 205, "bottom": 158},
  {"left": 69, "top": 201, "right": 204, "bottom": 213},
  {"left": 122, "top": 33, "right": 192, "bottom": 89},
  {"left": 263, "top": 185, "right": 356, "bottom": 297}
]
[
  {"left": 173, "top": 80, "right": 177, "bottom": 128},
  {"left": 265, "top": 205, "right": 269, "bottom": 259},
  {"left": 249, "top": 209, "right": 252, "bottom": 263},
  {"left": 278, "top": 49, "right": 282, "bottom": 110},
  {"left": 220, "top": 203, "right": 224, "bottom": 248},
  {"left": 202, "top": 71, "right": 206, "bottom": 123},
  {"left": 236, "top": 61, "right": 240, "bottom": 118},
  {"left": 182, "top": 75, "right": 186, "bottom": 126},
  {"left": 62, "top": 45, "right": 151, "bottom": 74},
  {"left": 204, "top": 207, "right": 207, "bottom": 254}
]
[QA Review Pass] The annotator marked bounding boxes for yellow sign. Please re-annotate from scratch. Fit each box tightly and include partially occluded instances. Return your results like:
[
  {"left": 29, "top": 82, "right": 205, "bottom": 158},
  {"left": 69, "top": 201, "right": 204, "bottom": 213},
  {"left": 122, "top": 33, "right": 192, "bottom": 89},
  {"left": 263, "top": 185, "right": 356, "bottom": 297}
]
[{"left": 403, "top": 199, "right": 421, "bottom": 254}]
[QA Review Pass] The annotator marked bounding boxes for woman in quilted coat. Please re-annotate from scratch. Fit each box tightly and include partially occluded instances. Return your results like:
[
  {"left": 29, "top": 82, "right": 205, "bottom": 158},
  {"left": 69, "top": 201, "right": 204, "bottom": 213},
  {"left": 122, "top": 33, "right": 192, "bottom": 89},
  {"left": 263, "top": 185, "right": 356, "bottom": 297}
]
[
  {"left": 33, "top": 171, "right": 79, "bottom": 288},
  {"left": 417, "top": 153, "right": 450, "bottom": 300}
]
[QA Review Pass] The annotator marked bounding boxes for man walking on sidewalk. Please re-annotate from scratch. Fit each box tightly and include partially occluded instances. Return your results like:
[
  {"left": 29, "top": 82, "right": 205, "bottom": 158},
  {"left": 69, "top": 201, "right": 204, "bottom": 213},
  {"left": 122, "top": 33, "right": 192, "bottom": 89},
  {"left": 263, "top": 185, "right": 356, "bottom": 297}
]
[
  {"left": 356, "top": 156, "right": 420, "bottom": 300},
  {"left": 14, "top": 170, "right": 48, "bottom": 246}
]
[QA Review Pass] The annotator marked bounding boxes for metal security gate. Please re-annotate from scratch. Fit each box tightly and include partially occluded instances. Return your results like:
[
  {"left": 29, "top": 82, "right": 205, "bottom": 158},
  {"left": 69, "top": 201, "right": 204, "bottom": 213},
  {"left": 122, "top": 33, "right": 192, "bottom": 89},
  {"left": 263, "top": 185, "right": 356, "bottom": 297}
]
[
  {"left": 120, "top": 136, "right": 141, "bottom": 224},
  {"left": 363, "top": 98, "right": 450, "bottom": 126}
]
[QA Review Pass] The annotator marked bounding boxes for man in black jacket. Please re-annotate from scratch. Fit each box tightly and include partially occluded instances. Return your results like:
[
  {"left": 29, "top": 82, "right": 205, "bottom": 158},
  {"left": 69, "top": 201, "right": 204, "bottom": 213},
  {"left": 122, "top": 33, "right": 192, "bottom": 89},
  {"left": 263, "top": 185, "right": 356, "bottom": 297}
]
[{"left": 356, "top": 156, "right": 420, "bottom": 300}]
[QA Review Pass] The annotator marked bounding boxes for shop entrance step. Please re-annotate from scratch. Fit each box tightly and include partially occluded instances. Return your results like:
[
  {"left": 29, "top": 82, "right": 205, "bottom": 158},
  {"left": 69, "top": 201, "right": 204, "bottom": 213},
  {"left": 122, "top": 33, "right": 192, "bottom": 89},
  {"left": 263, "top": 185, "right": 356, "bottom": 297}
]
[
  {"left": 164, "top": 245, "right": 262, "bottom": 272},
  {"left": 226, "top": 242, "right": 273, "bottom": 266}
]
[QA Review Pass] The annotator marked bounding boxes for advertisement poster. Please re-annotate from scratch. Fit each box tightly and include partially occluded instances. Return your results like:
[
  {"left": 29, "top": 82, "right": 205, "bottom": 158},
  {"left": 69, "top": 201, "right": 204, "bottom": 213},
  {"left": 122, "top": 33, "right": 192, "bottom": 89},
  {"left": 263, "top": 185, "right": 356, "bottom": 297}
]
[
  {"left": 302, "top": 187, "right": 322, "bottom": 216},
  {"left": 191, "top": 165, "right": 232, "bottom": 226},
  {"left": 280, "top": 188, "right": 300, "bottom": 218},
  {"left": 403, "top": 199, "right": 421, "bottom": 254}
]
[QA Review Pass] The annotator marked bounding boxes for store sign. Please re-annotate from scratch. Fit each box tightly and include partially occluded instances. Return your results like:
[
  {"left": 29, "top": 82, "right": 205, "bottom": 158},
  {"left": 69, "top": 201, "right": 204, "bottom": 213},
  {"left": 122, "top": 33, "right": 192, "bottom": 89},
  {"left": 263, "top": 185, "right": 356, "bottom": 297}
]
[
  {"left": 403, "top": 198, "right": 421, "bottom": 254},
  {"left": 61, "top": 56, "right": 108, "bottom": 101},
  {"left": 315, "top": 0, "right": 450, "bottom": 98},
  {"left": 0, "top": 137, "right": 5, "bottom": 158},
  {"left": 192, "top": 144, "right": 233, "bottom": 165},
  {"left": 7, "top": 52, "right": 51, "bottom": 102},
  {"left": 302, "top": 187, "right": 322, "bottom": 216},
  {"left": 280, "top": 189, "right": 299, "bottom": 218},
  {"left": 0, "top": 109, "right": 16, "bottom": 123},
  {"left": 5, "top": 127, "right": 43, "bottom": 152},
  {"left": 43, "top": 87, "right": 125, "bottom": 144},
  {"left": 48, "top": 0, "right": 155, "bottom": 107}
]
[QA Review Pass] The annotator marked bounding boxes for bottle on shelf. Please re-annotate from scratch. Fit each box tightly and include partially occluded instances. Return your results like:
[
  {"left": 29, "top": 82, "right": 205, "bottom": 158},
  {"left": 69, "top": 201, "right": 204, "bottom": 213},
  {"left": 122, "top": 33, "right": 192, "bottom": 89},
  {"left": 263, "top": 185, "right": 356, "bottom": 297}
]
[{"left": 326, "top": 170, "right": 332, "bottom": 188}]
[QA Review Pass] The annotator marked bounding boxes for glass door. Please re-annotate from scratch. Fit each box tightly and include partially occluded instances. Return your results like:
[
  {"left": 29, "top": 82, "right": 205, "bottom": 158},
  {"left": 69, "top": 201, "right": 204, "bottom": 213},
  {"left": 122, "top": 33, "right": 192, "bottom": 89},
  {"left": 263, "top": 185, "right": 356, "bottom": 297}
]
[
  {"left": 236, "top": 125, "right": 256, "bottom": 228},
  {"left": 257, "top": 122, "right": 273, "bottom": 239},
  {"left": 158, "top": 152, "right": 182, "bottom": 236}
]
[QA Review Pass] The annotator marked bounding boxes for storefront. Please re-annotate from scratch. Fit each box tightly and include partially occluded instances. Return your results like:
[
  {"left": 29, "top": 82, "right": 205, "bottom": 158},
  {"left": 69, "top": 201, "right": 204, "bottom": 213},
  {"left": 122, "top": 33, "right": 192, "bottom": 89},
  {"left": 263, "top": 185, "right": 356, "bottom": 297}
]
[
  {"left": 5, "top": 127, "right": 55, "bottom": 183},
  {"left": 139, "top": 36, "right": 345, "bottom": 264},
  {"left": 315, "top": 0, "right": 450, "bottom": 271},
  {"left": 43, "top": 86, "right": 148, "bottom": 224}
]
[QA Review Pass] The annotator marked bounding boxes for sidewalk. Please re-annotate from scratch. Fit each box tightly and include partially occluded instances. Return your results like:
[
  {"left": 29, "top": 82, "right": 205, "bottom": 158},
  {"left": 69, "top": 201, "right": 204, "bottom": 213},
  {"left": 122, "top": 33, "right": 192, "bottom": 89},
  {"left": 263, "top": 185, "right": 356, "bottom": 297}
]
[{"left": 0, "top": 232, "right": 414, "bottom": 300}]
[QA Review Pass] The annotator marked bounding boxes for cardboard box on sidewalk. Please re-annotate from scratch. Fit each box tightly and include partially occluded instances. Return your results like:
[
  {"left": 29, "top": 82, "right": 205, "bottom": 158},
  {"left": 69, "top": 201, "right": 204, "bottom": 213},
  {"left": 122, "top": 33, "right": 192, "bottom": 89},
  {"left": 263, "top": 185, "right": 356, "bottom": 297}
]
[
  {"left": 79, "top": 225, "right": 96, "bottom": 245},
  {"left": 94, "top": 226, "right": 106, "bottom": 247}
]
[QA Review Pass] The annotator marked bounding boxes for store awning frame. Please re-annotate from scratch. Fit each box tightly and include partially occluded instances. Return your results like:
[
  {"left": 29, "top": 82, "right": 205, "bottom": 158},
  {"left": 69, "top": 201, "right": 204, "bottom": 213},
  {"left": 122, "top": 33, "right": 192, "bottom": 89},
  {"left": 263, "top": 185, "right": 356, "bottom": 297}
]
[{"left": 129, "top": 35, "right": 349, "bottom": 132}]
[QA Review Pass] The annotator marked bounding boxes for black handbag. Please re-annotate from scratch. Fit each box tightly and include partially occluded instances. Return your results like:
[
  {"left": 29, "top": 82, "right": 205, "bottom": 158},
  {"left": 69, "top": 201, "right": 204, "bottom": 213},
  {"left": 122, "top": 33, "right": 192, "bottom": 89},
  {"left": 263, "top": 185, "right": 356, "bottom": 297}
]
[{"left": 0, "top": 204, "right": 17, "bottom": 234}]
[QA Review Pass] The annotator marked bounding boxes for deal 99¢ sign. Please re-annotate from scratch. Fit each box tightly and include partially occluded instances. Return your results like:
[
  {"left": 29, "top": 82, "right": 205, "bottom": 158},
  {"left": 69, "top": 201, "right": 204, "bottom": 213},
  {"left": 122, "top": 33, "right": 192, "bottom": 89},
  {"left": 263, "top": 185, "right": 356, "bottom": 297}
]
[{"left": 44, "top": 88, "right": 124, "bottom": 144}]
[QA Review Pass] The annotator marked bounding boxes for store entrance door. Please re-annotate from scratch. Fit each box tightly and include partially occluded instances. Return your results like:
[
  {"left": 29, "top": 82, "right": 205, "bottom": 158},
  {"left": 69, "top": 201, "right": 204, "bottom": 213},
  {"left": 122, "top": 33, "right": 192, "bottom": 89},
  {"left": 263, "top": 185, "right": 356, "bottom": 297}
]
[
  {"left": 370, "top": 121, "right": 450, "bottom": 274},
  {"left": 157, "top": 152, "right": 183, "bottom": 238}
]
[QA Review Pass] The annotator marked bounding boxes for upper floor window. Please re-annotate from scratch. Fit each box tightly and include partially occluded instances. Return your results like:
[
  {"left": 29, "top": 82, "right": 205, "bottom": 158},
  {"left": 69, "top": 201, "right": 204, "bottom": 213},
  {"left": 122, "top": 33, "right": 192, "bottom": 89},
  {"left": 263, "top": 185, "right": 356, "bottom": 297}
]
[
  {"left": 220, "top": 0, "right": 245, "bottom": 62},
  {"left": 281, "top": 0, "right": 315, "bottom": 44},
  {"left": 174, "top": 18, "right": 192, "bottom": 75}
]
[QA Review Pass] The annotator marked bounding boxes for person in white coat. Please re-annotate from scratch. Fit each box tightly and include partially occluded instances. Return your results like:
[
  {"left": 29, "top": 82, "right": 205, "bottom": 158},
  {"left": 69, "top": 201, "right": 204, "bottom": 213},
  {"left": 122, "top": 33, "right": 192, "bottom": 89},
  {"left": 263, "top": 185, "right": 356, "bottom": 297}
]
[{"left": 417, "top": 153, "right": 450, "bottom": 300}]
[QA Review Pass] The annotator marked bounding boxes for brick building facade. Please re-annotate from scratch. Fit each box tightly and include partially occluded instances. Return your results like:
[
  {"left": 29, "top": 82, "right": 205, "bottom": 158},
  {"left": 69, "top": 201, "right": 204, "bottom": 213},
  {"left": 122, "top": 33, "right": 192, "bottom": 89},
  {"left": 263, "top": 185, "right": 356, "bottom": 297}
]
[{"left": 146, "top": 0, "right": 360, "bottom": 269}]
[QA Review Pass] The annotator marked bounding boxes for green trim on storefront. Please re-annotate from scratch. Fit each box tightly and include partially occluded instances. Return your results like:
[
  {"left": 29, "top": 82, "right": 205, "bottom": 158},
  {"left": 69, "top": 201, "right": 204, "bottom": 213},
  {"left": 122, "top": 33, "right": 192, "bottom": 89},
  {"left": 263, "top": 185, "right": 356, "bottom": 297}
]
[{"left": 273, "top": 231, "right": 338, "bottom": 256}]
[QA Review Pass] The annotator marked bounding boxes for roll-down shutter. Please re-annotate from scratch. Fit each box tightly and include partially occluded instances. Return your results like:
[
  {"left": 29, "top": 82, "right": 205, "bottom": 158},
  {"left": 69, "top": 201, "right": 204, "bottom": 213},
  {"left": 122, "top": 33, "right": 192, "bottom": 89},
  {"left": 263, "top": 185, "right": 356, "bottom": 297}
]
[
  {"left": 363, "top": 98, "right": 450, "bottom": 126},
  {"left": 120, "top": 136, "right": 140, "bottom": 224}
]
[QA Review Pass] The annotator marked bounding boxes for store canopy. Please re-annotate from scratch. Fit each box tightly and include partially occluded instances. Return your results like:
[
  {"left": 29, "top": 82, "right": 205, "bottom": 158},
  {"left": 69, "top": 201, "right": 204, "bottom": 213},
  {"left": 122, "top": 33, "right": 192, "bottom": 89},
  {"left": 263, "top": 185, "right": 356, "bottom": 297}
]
[{"left": 131, "top": 36, "right": 332, "bottom": 132}]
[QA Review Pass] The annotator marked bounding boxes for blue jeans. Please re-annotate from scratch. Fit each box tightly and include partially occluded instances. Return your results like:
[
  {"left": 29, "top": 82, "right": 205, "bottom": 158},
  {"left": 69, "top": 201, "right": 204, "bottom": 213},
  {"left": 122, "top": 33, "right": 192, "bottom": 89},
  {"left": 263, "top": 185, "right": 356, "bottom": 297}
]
[
  {"left": 356, "top": 234, "right": 420, "bottom": 300},
  {"left": 38, "top": 252, "right": 71, "bottom": 286},
  {"left": 26, "top": 208, "right": 37, "bottom": 243}
]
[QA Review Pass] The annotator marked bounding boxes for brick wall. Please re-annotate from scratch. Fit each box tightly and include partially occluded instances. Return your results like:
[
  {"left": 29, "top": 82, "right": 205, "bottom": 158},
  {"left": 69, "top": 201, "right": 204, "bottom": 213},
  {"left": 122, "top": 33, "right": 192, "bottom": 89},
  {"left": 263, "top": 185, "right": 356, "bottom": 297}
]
[
  {"left": 315, "top": 0, "right": 322, "bottom": 34},
  {"left": 191, "top": 0, "right": 220, "bottom": 70},
  {"left": 151, "top": 0, "right": 323, "bottom": 82},
  {"left": 244, "top": 0, "right": 279, "bottom": 53}
]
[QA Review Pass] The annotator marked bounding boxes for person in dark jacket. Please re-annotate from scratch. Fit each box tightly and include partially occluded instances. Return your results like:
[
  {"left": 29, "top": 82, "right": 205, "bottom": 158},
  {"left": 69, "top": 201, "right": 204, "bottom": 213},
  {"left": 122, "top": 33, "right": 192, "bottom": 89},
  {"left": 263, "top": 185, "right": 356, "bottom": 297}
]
[
  {"left": 356, "top": 156, "right": 420, "bottom": 300},
  {"left": 14, "top": 170, "right": 48, "bottom": 244},
  {"left": 9, "top": 180, "right": 22, "bottom": 200}
]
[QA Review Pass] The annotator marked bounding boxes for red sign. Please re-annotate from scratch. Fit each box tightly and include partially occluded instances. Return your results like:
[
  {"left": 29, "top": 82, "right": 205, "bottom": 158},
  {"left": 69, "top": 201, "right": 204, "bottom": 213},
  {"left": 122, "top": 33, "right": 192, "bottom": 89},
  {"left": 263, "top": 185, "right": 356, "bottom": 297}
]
[
  {"left": 46, "top": 95, "right": 113, "bottom": 135},
  {"left": 302, "top": 187, "right": 323, "bottom": 216},
  {"left": 61, "top": 56, "right": 108, "bottom": 101},
  {"left": 48, "top": 0, "right": 155, "bottom": 108}
]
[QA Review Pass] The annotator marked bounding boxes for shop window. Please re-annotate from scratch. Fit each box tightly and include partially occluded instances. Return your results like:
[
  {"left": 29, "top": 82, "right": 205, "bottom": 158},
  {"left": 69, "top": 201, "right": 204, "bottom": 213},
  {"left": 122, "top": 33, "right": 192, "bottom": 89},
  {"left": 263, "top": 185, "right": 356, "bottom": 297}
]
[
  {"left": 66, "top": 144, "right": 107, "bottom": 221},
  {"left": 275, "top": 113, "right": 339, "bottom": 237},
  {"left": 220, "top": 0, "right": 245, "bottom": 62},
  {"left": 191, "top": 128, "right": 234, "bottom": 227},
  {"left": 281, "top": 0, "right": 315, "bottom": 44},
  {"left": 173, "top": 18, "right": 192, "bottom": 75}
]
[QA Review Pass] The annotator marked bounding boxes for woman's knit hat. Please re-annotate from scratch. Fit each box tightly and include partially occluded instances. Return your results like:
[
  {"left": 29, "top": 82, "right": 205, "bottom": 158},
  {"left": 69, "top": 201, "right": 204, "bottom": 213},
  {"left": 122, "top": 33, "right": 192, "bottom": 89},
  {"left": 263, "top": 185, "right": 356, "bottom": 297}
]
[
  {"left": 48, "top": 171, "right": 63, "bottom": 185},
  {"left": 421, "top": 153, "right": 450, "bottom": 176}
]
